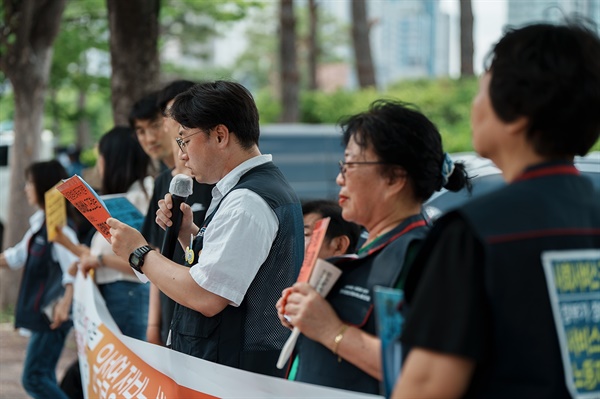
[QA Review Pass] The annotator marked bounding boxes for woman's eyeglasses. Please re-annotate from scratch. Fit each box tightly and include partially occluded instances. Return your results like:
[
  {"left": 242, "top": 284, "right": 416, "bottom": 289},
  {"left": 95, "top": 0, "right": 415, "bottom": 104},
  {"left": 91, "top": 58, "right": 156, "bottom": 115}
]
[{"left": 338, "top": 160, "right": 390, "bottom": 179}]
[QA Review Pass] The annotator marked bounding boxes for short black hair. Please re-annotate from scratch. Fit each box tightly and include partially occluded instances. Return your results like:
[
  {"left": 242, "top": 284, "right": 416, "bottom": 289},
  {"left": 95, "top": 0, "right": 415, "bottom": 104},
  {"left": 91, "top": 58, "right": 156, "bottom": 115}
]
[
  {"left": 26, "top": 160, "right": 69, "bottom": 209},
  {"left": 169, "top": 80, "right": 260, "bottom": 149},
  {"left": 129, "top": 92, "right": 162, "bottom": 128},
  {"left": 302, "top": 199, "right": 361, "bottom": 255},
  {"left": 340, "top": 100, "right": 469, "bottom": 202},
  {"left": 98, "top": 126, "right": 150, "bottom": 195},
  {"left": 485, "top": 21, "right": 600, "bottom": 157},
  {"left": 156, "top": 80, "right": 196, "bottom": 115}
]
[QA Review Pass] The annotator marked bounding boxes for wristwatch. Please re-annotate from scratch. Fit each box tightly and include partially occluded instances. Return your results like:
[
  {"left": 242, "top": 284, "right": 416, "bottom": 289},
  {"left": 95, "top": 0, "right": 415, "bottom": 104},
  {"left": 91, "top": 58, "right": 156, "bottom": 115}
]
[{"left": 128, "top": 245, "right": 154, "bottom": 274}]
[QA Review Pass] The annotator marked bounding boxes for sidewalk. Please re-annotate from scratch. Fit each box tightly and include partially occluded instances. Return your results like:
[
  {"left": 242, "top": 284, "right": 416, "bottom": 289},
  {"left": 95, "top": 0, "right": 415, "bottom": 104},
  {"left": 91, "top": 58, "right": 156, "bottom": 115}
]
[{"left": 0, "top": 323, "right": 78, "bottom": 399}]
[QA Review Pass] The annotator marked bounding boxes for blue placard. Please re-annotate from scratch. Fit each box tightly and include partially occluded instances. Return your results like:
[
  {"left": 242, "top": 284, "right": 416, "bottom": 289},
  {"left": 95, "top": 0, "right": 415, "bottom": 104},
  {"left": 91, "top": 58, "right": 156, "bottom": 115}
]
[
  {"left": 542, "top": 249, "right": 600, "bottom": 399},
  {"left": 101, "top": 195, "right": 144, "bottom": 232},
  {"left": 373, "top": 286, "right": 404, "bottom": 398}
]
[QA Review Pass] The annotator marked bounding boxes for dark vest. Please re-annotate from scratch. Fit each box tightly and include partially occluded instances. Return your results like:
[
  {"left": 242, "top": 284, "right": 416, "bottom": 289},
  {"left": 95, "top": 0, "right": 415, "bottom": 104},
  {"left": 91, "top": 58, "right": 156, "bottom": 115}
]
[
  {"left": 453, "top": 162, "right": 600, "bottom": 398},
  {"left": 15, "top": 223, "right": 70, "bottom": 331},
  {"left": 295, "top": 214, "right": 429, "bottom": 394},
  {"left": 169, "top": 162, "right": 304, "bottom": 377}
]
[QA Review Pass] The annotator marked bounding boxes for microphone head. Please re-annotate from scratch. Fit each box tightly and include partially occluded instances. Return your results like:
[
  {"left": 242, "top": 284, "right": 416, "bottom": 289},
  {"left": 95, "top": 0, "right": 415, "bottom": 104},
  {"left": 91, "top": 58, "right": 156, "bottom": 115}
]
[{"left": 169, "top": 174, "right": 193, "bottom": 197}]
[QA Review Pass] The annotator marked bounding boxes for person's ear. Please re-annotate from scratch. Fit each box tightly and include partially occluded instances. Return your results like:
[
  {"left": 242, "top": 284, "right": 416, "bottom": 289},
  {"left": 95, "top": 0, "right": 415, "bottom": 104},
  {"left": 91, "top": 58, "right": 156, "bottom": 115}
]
[
  {"left": 214, "top": 124, "right": 229, "bottom": 145},
  {"left": 505, "top": 115, "right": 529, "bottom": 137},
  {"left": 330, "top": 235, "right": 351, "bottom": 256}
]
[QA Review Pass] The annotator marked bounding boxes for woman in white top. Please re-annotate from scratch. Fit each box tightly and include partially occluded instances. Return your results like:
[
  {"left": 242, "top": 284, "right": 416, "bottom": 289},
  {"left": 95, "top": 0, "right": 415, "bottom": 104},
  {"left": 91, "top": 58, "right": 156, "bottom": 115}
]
[
  {"left": 0, "top": 160, "right": 79, "bottom": 399},
  {"left": 79, "top": 126, "right": 153, "bottom": 340}
]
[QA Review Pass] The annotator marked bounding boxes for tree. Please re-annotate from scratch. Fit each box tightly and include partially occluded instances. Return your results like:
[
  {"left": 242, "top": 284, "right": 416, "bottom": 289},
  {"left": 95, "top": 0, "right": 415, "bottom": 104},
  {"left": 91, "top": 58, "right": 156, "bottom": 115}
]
[
  {"left": 0, "top": 0, "right": 67, "bottom": 309},
  {"left": 279, "top": 0, "right": 299, "bottom": 122},
  {"left": 460, "top": 0, "right": 475, "bottom": 77},
  {"left": 49, "top": 0, "right": 110, "bottom": 149},
  {"left": 106, "top": 0, "right": 160, "bottom": 125},
  {"left": 307, "top": 0, "right": 319, "bottom": 90},
  {"left": 351, "top": 0, "right": 376, "bottom": 88}
]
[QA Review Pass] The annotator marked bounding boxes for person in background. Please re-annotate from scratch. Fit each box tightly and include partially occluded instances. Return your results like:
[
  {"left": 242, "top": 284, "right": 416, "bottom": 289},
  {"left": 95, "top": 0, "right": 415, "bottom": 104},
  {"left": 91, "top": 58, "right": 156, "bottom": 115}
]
[
  {"left": 0, "top": 160, "right": 79, "bottom": 399},
  {"left": 285, "top": 198, "right": 362, "bottom": 381},
  {"left": 107, "top": 81, "right": 304, "bottom": 377},
  {"left": 301, "top": 199, "right": 361, "bottom": 260},
  {"left": 143, "top": 80, "right": 214, "bottom": 346},
  {"left": 277, "top": 100, "right": 469, "bottom": 394},
  {"left": 78, "top": 126, "right": 153, "bottom": 340},
  {"left": 129, "top": 91, "right": 174, "bottom": 175},
  {"left": 392, "top": 21, "right": 600, "bottom": 398}
]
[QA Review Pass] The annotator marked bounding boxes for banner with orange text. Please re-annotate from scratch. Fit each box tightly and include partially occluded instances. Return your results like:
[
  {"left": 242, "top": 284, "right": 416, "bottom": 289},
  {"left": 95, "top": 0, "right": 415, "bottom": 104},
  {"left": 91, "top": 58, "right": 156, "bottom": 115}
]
[{"left": 72, "top": 273, "right": 382, "bottom": 399}]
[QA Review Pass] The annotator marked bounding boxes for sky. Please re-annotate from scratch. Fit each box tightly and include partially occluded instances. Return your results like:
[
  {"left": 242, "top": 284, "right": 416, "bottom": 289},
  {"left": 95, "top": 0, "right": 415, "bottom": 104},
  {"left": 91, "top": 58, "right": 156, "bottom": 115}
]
[{"left": 214, "top": 0, "right": 509, "bottom": 77}]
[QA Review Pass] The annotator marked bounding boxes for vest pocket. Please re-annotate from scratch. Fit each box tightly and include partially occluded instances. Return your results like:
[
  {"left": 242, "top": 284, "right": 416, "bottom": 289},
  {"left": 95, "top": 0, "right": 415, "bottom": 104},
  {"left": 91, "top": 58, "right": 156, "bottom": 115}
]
[{"left": 169, "top": 311, "right": 221, "bottom": 361}]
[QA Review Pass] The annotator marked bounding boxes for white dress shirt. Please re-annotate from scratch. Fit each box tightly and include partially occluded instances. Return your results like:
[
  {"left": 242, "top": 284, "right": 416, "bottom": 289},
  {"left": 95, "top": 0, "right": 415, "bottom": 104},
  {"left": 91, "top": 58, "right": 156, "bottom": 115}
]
[{"left": 189, "top": 154, "right": 278, "bottom": 306}]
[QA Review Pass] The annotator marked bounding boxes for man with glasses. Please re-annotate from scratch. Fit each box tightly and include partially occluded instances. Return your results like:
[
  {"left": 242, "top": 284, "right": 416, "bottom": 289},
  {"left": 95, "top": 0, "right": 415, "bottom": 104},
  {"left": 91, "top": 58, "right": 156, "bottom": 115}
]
[{"left": 107, "top": 80, "right": 304, "bottom": 378}]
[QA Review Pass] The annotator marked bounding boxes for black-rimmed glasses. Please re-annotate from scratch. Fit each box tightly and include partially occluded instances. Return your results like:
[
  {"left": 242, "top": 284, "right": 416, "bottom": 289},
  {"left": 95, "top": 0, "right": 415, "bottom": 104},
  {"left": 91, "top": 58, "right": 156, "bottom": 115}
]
[
  {"left": 338, "top": 160, "right": 390, "bottom": 179},
  {"left": 176, "top": 130, "right": 204, "bottom": 152}
]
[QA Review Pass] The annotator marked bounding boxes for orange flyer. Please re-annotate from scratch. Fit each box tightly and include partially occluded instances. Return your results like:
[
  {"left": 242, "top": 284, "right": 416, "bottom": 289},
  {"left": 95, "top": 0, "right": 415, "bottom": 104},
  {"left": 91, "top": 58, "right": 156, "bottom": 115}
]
[
  {"left": 296, "top": 217, "right": 330, "bottom": 283},
  {"left": 56, "top": 175, "right": 112, "bottom": 241}
]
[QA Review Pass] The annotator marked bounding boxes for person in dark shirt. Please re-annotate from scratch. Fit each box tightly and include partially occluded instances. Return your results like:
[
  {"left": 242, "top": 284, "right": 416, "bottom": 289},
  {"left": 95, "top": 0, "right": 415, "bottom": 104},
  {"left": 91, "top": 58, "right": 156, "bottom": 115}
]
[
  {"left": 392, "top": 21, "right": 600, "bottom": 399},
  {"left": 277, "top": 100, "right": 469, "bottom": 394}
]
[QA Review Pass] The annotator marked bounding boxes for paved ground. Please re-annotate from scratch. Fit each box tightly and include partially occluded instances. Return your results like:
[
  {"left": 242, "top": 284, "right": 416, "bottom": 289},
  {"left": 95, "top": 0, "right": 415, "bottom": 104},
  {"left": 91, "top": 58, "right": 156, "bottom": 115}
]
[{"left": 0, "top": 323, "right": 78, "bottom": 399}]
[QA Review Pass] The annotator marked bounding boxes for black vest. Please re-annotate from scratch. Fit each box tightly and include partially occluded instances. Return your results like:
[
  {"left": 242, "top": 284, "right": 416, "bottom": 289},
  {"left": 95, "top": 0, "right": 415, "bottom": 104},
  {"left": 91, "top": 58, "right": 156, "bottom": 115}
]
[
  {"left": 15, "top": 223, "right": 70, "bottom": 331},
  {"left": 453, "top": 162, "right": 600, "bottom": 398},
  {"left": 169, "top": 162, "right": 304, "bottom": 377},
  {"left": 295, "top": 214, "right": 429, "bottom": 394}
]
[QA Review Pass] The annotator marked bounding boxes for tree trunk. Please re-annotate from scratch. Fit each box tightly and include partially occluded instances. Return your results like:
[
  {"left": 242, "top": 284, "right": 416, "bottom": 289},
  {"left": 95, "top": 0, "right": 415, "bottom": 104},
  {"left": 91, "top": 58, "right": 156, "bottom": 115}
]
[
  {"left": 307, "top": 0, "right": 319, "bottom": 91},
  {"left": 0, "top": 0, "right": 67, "bottom": 310},
  {"left": 460, "top": 0, "right": 475, "bottom": 77},
  {"left": 279, "top": 0, "right": 299, "bottom": 122},
  {"left": 76, "top": 88, "right": 92, "bottom": 149},
  {"left": 351, "top": 0, "right": 376, "bottom": 88},
  {"left": 106, "top": 0, "right": 160, "bottom": 126}
]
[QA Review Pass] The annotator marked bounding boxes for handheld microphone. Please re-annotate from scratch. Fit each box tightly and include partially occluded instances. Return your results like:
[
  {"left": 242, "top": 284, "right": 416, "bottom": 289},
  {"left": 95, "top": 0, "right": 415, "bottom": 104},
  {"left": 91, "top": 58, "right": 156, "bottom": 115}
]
[{"left": 161, "top": 174, "right": 193, "bottom": 260}]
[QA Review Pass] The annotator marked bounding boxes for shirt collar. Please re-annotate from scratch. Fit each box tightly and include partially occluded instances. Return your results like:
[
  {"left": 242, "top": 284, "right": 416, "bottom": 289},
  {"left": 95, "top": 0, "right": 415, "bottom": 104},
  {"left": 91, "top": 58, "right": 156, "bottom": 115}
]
[
  {"left": 514, "top": 160, "right": 578, "bottom": 183},
  {"left": 29, "top": 209, "right": 45, "bottom": 231},
  {"left": 212, "top": 154, "right": 273, "bottom": 202}
]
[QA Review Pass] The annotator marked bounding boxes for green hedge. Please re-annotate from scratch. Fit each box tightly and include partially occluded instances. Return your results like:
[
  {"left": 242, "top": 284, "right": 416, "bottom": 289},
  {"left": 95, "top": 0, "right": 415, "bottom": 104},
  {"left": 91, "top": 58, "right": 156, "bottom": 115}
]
[{"left": 256, "top": 77, "right": 480, "bottom": 153}]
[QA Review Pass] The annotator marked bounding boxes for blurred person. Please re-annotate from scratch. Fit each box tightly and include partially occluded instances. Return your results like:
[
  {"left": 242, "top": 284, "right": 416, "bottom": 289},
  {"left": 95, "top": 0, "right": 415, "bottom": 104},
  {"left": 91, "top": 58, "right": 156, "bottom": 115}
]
[
  {"left": 0, "top": 160, "right": 79, "bottom": 399},
  {"left": 106, "top": 81, "right": 304, "bottom": 377},
  {"left": 277, "top": 100, "right": 469, "bottom": 394},
  {"left": 129, "top": 91, "right": 174, "bottom": 174},
  {"left": 301, "top": 199, "right": 361, "bottom": 259},
  {"left": 78, "top": 126, "right": 153, "bottom": 340},
  {"left": 286, "top": 199, "right": 362, "bottom": 381},
  {"left": 142, "top": 80, "right": 214, "bottom": 346},
  {"left": 392, "top": 21, "right": 600, "bottom": 399}
]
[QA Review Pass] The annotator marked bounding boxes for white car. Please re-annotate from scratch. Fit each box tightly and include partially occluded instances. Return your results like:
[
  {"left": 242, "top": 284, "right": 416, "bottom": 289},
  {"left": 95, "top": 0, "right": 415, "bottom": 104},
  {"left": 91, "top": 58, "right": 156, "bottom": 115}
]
[{"left": 423, "top": 151, "right": 600, "bottom": 221}]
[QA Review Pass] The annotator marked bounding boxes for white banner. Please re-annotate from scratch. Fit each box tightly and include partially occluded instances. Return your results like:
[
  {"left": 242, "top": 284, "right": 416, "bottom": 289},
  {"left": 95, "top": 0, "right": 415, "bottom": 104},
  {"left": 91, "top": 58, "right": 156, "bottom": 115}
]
[{"left": 73, "top": 273, "right": 382, "bottom": 399}]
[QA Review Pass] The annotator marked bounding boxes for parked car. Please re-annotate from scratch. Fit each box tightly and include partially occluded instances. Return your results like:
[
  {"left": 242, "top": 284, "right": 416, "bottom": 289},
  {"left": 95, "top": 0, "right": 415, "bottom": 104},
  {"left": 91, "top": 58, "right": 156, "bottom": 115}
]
[{"left": 423, "top": 151, "right": 600, "bottom": 221}]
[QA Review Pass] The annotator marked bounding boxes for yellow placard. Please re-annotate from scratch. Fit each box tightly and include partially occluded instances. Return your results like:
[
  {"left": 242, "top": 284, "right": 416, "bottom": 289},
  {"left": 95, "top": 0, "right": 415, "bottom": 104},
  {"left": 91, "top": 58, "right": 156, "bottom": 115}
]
[{"left": 45, "top": 184, "right": 66, "bottom": 242}]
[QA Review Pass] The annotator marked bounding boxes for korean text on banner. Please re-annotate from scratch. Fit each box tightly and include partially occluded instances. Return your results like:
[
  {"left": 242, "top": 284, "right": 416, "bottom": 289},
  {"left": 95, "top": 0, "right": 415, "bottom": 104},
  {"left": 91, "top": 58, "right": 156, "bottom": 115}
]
[{"left": 72, "top": 273, "right": 382, "bottom": 399}]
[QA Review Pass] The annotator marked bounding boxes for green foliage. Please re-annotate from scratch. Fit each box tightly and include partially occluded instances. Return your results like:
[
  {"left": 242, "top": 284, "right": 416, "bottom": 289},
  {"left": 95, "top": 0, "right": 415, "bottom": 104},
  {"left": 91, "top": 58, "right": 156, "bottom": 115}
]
[{"left": 257, "top": 77, "right": 480, "bottom": 153}]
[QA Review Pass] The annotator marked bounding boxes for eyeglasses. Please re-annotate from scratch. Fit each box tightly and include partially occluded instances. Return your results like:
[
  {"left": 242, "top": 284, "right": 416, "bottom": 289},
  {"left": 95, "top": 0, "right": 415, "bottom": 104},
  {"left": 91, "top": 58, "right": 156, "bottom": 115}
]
[
  {"left": 176, "top": 130, "right": 204, "bottom": 152},
  {"left": 338, "top": 160, "right": 391, "bottom": 179}
]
